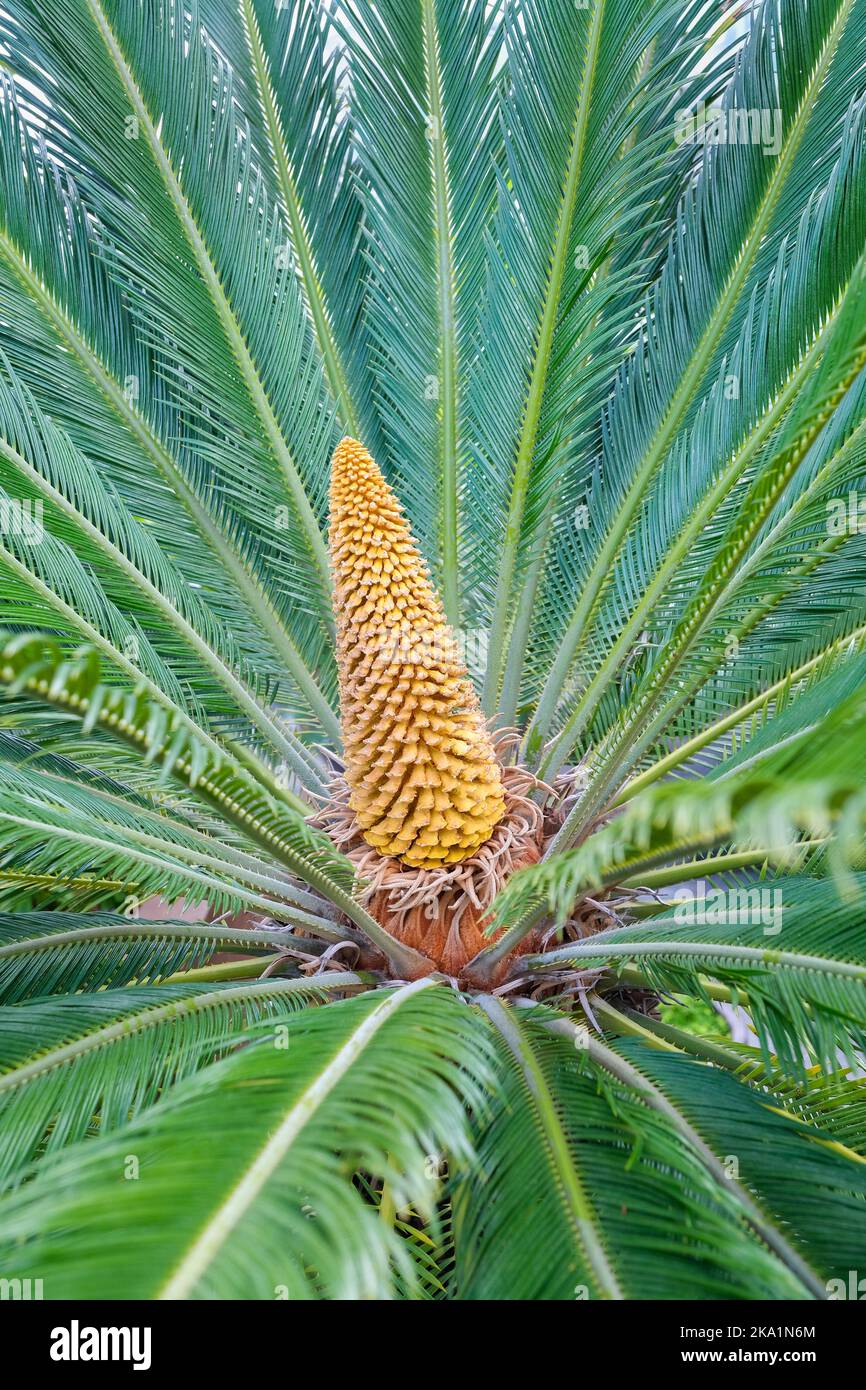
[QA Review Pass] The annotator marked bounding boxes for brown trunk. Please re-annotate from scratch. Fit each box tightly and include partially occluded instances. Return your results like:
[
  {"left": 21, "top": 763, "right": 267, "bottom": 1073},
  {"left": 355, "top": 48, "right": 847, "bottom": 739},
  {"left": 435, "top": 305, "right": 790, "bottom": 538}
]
[{"left": 366, "top": 836, "right": 542, "bottom": 981}]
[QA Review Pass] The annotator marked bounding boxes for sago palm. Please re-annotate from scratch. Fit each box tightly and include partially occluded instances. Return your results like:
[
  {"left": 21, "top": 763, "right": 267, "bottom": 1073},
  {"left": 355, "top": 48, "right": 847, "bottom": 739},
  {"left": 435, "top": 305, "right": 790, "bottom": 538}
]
[{"left": 0, "top": 0, "right": 865, "bottom": 1301}]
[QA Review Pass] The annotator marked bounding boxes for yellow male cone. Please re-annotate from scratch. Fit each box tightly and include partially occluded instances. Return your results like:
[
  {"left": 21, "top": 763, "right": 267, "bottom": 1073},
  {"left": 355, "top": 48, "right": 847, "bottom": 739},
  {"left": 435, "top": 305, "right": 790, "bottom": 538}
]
[{"left": 329, "top": 438, "right": 506, "bottom": 868}]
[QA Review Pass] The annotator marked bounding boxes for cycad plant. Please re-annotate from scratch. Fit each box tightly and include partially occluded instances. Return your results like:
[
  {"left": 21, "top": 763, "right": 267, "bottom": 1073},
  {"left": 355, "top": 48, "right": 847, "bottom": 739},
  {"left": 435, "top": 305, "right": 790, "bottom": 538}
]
[{"left": 0, "top": 0, "right": 866, "bottom": 1301}]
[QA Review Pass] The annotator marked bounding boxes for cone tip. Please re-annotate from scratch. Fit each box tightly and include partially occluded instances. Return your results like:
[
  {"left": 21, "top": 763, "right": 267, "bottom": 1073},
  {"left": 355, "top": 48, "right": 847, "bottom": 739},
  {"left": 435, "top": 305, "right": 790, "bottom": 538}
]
[
  {"left": 332, "top": 436, "right": 366, "bottom": 464},
  {"left": 331, "top": 438, "right": 387, "bottom": 508}
]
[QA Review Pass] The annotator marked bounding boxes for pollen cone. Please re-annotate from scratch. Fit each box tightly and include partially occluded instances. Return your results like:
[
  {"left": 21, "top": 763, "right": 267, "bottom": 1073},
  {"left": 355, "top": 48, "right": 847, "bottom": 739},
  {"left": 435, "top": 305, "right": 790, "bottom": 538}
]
[{"left": 329, "top": 438, "right": 506, "bottom": 868}]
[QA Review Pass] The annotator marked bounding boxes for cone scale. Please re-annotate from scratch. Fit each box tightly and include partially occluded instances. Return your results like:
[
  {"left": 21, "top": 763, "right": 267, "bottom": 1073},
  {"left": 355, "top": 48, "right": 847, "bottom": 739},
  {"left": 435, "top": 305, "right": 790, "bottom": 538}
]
[{"left": 329, "top": 439, "right": 506, "bottom": 869}]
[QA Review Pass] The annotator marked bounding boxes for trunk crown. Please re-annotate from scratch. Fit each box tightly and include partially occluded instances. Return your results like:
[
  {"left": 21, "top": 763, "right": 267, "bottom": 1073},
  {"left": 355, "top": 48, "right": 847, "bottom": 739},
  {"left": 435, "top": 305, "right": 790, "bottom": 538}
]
[{"left": 329, "top": 438, "right": 505, "bottom": 867}]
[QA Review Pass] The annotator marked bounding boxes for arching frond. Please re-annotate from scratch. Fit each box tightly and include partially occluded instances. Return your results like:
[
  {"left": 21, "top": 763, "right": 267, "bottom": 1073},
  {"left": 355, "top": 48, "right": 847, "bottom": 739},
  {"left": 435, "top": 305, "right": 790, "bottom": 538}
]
[
  {"left": 480, "top": 655, "right": 866, "bottom": 976},
  {"left": 533, "top": 877, "right": 866, "bottom": 1075},
  {"left": 0, "top": 982, "right": 494, "bottom": 1299},
  {"left": 0, "top": 911, "right": 332, "bottom": 1003},
  {"left": 527, "top": 0, "right": 866, "bottom": 750},
  {"left": 0, "top": 973, "right": 365, "bottom": 1184},
  {"left": 453, "top": 1000, "right": 808, "bottom": 1298}
]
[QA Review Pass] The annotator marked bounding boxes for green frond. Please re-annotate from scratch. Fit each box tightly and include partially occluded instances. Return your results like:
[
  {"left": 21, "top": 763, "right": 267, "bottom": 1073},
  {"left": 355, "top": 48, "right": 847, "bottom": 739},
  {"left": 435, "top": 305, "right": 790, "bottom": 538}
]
[
  {"left": 526, "top": 0, "right": 864, "bottom": 751},
  {"left": 480, "top": 655, "right": 866, "bottom": 976},
  {"left": 453, "top": 1000, "right": 805, "bottom": 1298},
  {"left": 536, "top": 876, "right": 866, "bottom": 1075},
  {"left": 609, "top": 1038, "right": 866, "bottom": 1288},
  {"left": 529, "top": 100, "right": 866, "bottom": 768},
  {"left": 0, "top": 78, "right": 332, "bottom": 714},
  {"left": 0, "top": 351, "right": 340, "bottom": 770},
  {"left": 0, "top": 972, "right": 364, "bottom": 1184},
  {"left": 341, "top": 0, "right": 503, "bottom": 617},
  {"left": 0, "top": 633, "right": 438, "bottom": 978},
  {"left": 0, "top": 982, "right": 494, "bottom": 1299},
  {"left": 201, "top": 0, "right": 378, "bottom": 448},
  {"left": 732, "top": 1056, "right": 866, "bottom": 1158},
  {"left": 472, "top": 0, "right": 730, "bottom": 713},
  {"left": 0, "top": 633, "right": 334, "bottom": 864},
  {"left": 4, "top": 0, "right": 336, "bottom": 636},
  {"left": 0, "top": 910, "right": 339, "bottom": 1004},
  {"left": 0, "top": 753, "right": 339, "bottom": 933}
]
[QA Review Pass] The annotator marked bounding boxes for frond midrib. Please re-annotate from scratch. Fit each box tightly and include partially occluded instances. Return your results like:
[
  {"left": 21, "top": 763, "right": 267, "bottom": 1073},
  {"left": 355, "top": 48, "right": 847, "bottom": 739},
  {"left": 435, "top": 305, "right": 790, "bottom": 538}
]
[
  {"left": 238, "top": 0, "right": 362, "bottom": 441},
  {"left": 0, "top": 224, "right": 337, "bottom": 737},
  {"left": 156, "top": 978, "right": 435, "bottom": 1300},
  {"left": 533, "top": 0, "right": 856, "bottom": 743},
  {"left": 421, "top": 0, "right": 460, "bottom": 624},
  {"left": 0, "top": 972, "right": 363, "bottom": 1093},
  {"left": 547, "top": 1012, "right": 825, "bottom": 1298},
  {"left": 84, "top": 0, "right": 333, "bottom": 616},
  {"left": 482, "top": 0, "right": 608, "bottom": 712},
  {"left": 478, "top": 994, "right": 624, "bottom": 1299}
]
